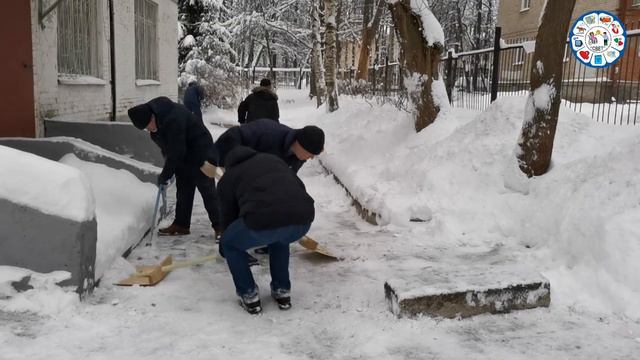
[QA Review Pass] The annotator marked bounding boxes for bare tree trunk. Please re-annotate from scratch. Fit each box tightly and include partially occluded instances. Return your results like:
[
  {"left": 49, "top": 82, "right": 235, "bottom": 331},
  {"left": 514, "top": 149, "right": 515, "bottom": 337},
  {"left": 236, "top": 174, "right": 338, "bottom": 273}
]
[
  {"left": 517, "top": 0, "right": 577, "bottom": 177},
  {"left": 325, "top": 0, "right": 339, "bottom": 112},
  {"left": 336, "top": 0, "right": 342, "bottom": 72},
  {"left": 356, "top": 0, "right": 385, "bottom": 81},
  {"left": 265, "top": 31, "right": 276, "bottom": 83},
  {"left": 387, "top": 0, "right": 444, "bottom": 132},
  {"left": 312, "top": 0, "right": 326, "bottom": 108},
  {"left": 310, "top": 66, "right": 317, "bottom": 98}
]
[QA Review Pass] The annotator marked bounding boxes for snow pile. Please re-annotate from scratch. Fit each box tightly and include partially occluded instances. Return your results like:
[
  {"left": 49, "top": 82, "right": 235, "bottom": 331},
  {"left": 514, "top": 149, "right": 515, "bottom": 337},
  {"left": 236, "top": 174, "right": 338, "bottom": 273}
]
[
  {"left": 59, "top": 154, "right": 157, "bottom": 279},
  {"left": 0, "top": 266, "right": 79, "bottom": 315},
  {"left": 314, "top": 95, "right": 640, "bottom": 319},
  {"left": 0, "top": 145, "right": 95, "bottom": 222}
]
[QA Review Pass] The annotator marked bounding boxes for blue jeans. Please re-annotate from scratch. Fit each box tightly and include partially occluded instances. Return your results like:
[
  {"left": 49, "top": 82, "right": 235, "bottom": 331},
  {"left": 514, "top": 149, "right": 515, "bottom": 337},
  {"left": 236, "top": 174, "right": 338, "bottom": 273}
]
[{"left": 220, "top": 218, "right": 311, "bottom": 297}]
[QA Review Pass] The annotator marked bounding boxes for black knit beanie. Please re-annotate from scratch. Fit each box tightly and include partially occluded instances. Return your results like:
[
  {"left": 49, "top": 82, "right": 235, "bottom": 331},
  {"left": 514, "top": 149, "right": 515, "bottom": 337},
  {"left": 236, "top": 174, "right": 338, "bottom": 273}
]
[
  {"left": 296, "top": 126, "right": 325, "bottom": 155},
  {"left": 127, "top": 103, "right": 153, "bottom": 130},
  {"left": 260, "top": 78, "right": 271, "bottom": 87}
]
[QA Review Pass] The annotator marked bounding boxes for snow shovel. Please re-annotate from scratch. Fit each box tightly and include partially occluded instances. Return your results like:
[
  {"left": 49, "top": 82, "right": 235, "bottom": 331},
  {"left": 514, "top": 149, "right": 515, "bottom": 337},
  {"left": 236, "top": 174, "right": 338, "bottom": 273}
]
[
  {"left": 115, "top": 254, "right": 219, "bottom": 286},
  {"left": 145, "top": 185, "right": 165, "bottom": 246},
  {"left": 298, "top": 235, "right": 338, "bottom": 260}
]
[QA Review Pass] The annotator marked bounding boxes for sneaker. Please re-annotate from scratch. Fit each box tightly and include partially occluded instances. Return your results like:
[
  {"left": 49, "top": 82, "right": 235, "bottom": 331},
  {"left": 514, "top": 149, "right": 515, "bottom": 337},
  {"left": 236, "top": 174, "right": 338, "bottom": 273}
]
[
  {"left": 239, "top": 291, "right": 262, "bottom": 315},
  {"left": 271, "top": 289, "right": 291, "bottom": 310},
  {"left": 247, "top": 254, "right": 259, "bottom": 267},
  {"left": 158, "top": 223, "right": 190, "bottom": 236}
]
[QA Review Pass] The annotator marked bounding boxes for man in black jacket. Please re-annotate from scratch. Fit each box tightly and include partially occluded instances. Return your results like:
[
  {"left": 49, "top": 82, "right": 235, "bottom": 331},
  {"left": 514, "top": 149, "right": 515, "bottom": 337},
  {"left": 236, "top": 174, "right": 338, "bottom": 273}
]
[
  {"left": 128, "top": 96, "right": 221, "bottom": 237},
  {"left": 214, "top": 118, "right": 325, "bottom": 173},
  {"left": 218, "top": 146, "right": 314, "bottom": 314},
  {"left": 237, "top": 78, "right": 279, "bottom": 123}
]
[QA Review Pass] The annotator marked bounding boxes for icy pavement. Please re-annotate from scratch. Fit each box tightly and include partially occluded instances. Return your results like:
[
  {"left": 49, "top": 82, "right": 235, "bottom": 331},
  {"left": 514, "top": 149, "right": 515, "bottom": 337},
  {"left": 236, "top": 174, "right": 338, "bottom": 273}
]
[{"left": 1, "top": 158, "right": 639, "bottom": 359}]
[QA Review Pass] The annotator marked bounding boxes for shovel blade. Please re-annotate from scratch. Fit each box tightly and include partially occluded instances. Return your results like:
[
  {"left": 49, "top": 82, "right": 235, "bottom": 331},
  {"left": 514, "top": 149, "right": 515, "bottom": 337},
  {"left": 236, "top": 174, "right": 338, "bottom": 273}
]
[
  {"left": 298, "top": 236, "right": 338, "bottom": 260},
  {"left": 115, "top": 256, "right": 172, "bottom": 286}
]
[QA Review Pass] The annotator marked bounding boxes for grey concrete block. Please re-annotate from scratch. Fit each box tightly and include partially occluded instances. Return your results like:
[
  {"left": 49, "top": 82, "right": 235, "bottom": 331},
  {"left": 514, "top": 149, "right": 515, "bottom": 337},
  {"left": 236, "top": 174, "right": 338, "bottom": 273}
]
[
  {"left": 0, "top": 138, "right": 159, "bottom": 184},
  {"left": 0, "top": 198, "right": 97, "bottom": 297},
  {"left": 44, "top": 119, "right": 163, "bottom": 167},
  {"left": 385, "top": 267, "right": 550, "bottom": 319}
]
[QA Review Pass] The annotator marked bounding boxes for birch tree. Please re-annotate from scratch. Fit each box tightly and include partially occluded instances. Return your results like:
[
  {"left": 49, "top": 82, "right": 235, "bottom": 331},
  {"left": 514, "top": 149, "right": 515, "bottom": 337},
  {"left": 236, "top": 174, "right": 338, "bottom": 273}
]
[
  {"left": 517, "top": 0, "right": 577, "bottom": 177},
  {"left": 311, "top": 0, "right": 327, "bottom": 107},
  {"left": 325, "top": 0, "right": 339, "bottom": 112}
]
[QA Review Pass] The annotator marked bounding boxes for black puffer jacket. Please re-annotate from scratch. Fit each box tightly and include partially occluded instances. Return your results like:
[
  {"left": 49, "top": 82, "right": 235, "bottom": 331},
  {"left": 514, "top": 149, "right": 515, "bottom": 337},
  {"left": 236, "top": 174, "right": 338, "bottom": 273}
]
[
  {"left": 147, "top": 97, "right": 214, "bottom": 182},
  {"left": 237, "top": 86, "right": 280, "bottom": 123},
  {"left": 214, "top": 119, "right": 303, "bottom": 172},
  {"left": 217, "top": 146, "right": 315, "bottom": 231}
]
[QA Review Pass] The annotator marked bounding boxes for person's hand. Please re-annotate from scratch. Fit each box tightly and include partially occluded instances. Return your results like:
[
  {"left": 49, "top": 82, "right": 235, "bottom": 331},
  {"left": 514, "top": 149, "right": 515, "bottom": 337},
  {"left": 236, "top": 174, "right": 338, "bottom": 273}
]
[{"left": 157, "top": 174, "right": 170, "bottom": 187}]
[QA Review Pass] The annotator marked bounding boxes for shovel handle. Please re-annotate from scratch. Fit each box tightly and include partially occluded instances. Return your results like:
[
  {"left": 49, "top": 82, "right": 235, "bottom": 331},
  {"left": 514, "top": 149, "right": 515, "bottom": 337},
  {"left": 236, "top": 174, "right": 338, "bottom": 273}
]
[{"left": 160, "top": 255, "right": 219, "bottom": 272}]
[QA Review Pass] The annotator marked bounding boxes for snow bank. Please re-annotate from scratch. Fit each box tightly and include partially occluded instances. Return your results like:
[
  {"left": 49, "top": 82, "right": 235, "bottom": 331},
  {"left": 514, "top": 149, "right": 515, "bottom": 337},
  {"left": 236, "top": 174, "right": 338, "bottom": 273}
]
[
  {"left": 315, "top": 95, "right": 640, "bottom": 319},
  {"left": 59, "top": 154, "right": 157, "bottom": 279},
  {"left": 0, "top": 266, "right": 79, "bottom": 315},
  {"left": 0, "top": 145, "right": 95, "bottom": 222}
]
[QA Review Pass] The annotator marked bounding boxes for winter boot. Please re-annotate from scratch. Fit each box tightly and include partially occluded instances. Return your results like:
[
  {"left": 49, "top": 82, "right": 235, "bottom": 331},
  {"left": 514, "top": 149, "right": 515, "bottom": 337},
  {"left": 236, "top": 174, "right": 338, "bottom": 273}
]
[
  {"left": 158, "top": 223, "right": 190, "bottom": 236},
  {"left": 271, "top": 288, "right": 291, "bottom": 310},
  {"left": 239, "top": 291, "right": 262, "bottom": 315}
]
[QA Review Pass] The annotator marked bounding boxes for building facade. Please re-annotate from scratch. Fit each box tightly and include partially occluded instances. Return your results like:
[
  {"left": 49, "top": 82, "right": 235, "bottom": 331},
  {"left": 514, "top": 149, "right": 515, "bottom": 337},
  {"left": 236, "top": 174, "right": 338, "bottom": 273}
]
[{"left": 0, "top": 0, "right": 178, "bottom": 138}]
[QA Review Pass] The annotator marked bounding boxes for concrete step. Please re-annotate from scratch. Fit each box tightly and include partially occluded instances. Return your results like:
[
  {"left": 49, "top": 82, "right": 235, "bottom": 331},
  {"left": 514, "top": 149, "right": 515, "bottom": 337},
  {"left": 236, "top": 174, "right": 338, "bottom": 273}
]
[{"left": 385, "top": 265, "right": 550, "bottom": 319}]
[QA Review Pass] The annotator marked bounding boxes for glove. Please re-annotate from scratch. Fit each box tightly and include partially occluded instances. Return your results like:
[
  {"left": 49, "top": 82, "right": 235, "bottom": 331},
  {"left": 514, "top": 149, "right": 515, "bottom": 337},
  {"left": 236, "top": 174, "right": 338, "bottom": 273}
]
[{"left": 157, "top": 174, "right": 170, "bottom": 187}]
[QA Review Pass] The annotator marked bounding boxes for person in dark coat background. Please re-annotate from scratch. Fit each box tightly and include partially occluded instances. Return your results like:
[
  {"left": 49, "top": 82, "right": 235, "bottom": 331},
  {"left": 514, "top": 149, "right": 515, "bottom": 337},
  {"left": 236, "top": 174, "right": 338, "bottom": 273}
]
[
  {"left": 214, "top": 118, "right": 325, "bottom": 173},
  {"left": 217, "top": 146, "right": 315, "bottom": 314},
  {"left": 127, "top": 96, "right": 221, "bottom": 238},
  {"left": 183, "top": 81, "right": 205, "bottom": 121},
  {"left": 237, "top": 78, "right": 279, "bottom": 123}
]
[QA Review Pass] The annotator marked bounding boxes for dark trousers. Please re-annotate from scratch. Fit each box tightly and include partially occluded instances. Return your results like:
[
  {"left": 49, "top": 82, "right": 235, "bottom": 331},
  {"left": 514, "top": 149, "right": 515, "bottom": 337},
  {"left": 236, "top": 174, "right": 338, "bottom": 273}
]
[
  {"left": 220, "top": 218, "right": 311, "bottom": 297},
  {"left": 174, "top": 166, "right": 220, "bottom": 229}
]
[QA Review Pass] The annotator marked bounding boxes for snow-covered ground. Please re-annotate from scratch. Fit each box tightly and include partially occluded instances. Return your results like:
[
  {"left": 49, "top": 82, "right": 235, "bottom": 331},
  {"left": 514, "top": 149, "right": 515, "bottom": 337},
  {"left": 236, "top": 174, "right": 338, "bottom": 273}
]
[{"left": 2, "top": 89, "right": 640, "bottom": 359}]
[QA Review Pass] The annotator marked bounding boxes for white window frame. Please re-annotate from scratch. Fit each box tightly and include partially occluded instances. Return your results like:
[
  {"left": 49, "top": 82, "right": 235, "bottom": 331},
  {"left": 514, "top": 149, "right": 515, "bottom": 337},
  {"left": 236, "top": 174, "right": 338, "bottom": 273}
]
[
  {"left": 135, "top": 0, "right": 159, "bottom": 81},
  {"left": 57, "top": 0, "right": 101, "bottom": 79},
  {"left": 521, "top": 0, "right": 531, "bottom": 12},
  {"left": 633, "top": 0, "right": 640, "bottom": 7}
]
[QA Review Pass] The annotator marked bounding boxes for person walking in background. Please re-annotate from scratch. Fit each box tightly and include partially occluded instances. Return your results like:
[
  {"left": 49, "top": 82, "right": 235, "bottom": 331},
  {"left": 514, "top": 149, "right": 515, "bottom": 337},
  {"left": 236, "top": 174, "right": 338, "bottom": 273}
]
[
  {"left": 217, "top": 146, "right": 315, "bottom": 314},
  {"left": 237, "top": 78, "right": 279, "bottom": 123},
  {"left": 183, "top": 81, "right": 205, "bottom": 121},
  {"left": 127, "top": 96, "right": 222, "bottom": 239}
]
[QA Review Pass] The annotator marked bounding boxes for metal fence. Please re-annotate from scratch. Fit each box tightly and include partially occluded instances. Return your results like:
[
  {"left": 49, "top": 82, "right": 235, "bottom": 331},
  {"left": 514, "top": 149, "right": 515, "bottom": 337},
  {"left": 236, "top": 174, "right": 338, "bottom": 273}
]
[
  {"left": 442, "top": 26, "right": 640, "bottom": 125},
  {"left": 239, "top": 67, "right": 310, "bottom": 89}
]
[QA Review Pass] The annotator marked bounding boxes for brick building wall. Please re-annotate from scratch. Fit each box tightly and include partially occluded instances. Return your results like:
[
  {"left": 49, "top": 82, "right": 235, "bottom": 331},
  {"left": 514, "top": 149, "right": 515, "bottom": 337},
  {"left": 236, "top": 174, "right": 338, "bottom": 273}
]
[
  {"left": 498, "top": 0, "right": 618, "bottom": 42},
  {"left": 30, "top": 0, "right": 178, "bottom": 136}
]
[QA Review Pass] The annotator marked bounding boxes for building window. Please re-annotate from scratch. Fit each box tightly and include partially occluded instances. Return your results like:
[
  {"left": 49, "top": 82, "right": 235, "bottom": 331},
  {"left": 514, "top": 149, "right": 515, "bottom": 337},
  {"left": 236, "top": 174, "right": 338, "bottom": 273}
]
[
  {"left": 634, "top": 0, "right": 640, "bottom": 6},
  {"left": 57, "top": 0, "right": 100, "bottom": 77},
  {"left": 521, "top": 0, "right": 531, "bottom": 11},
  {"left": 135, "top": 0, "right": 159, "bottom": 80}
]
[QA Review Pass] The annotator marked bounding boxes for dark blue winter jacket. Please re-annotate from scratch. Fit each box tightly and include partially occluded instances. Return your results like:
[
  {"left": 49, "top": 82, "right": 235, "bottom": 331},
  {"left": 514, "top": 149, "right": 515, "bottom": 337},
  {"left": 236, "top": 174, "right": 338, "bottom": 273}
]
[
  {"left": 183, "top": 83, "right": 204, "bottom": 120},
  {"left": 148, "top": 96, "right": 213, "bottom": 183},
  {"left": 214, "top": 119, "right": 303, "bottom": 172}
]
